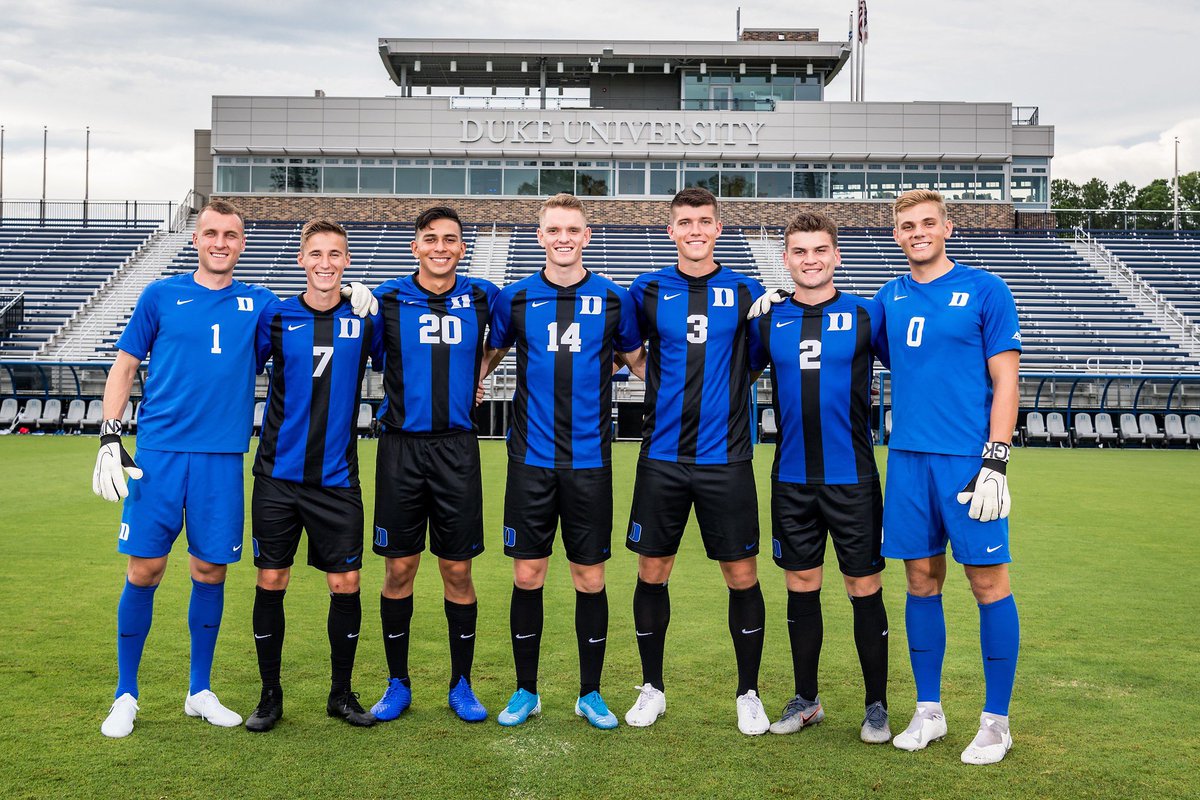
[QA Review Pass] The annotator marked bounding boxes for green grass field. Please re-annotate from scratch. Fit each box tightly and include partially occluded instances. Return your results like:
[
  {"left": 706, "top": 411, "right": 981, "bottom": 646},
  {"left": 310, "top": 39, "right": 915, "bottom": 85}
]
[{"left": 1, "top": 438, "right": 1197, "bottom": 799}]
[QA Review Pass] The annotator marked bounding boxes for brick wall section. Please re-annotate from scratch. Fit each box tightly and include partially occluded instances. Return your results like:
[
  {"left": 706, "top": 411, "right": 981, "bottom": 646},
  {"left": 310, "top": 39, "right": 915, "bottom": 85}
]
[
  {"left": 218, "top": 195, "right": 1016, "bottom": 229},
  {"left": 739, "top": 30, "right": 819, "bottom": 42}
]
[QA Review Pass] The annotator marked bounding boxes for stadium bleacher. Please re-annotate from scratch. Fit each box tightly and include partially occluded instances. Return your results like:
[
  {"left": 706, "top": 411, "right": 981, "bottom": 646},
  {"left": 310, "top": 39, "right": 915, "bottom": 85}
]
[
  {"left": 0, "top": 222, "right": 160, "bottom": 356},
  {"left": 1094, "top": 234, "right": 1200, "bottom": 324}
]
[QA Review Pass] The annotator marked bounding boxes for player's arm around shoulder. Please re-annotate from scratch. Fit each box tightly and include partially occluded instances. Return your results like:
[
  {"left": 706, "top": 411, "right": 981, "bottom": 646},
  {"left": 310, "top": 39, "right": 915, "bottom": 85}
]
[{"left": 864, "top": 296, "right": 890, "bottom": 369}]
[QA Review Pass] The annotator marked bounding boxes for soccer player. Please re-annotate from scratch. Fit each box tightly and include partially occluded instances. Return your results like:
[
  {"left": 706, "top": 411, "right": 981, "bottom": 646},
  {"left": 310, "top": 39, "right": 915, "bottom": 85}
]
[
  {"left": 747, "top": 212, "right": 891, "bottom": 743},
  {"left": 92, "top": 200, "right": 276, "bottom": 738},
  {"left": 876, "top": 190, "right": 1021, "bottom": 764},
  {"left": 367, "top": 206, "right": 499, "bottom": 723},
  {"left": 480, "top": 193, "right": 644, "bottom": 729},
  {"left": 624, "top": 187, "right": 771, "bottom": 735},
  {"left": 244, "top": 219, "right": 385, "bottom": 732}
]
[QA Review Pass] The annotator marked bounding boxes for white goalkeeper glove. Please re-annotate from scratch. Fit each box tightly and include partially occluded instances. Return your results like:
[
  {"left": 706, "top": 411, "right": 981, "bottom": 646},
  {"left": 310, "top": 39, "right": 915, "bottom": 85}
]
[
  {"left": 92, "top": 419, "right": 143, "bottom": 502},
  {"left": 957, "top": 441, "right": 1011, "bottom": 522},
  {"left": 747, "top": 288, "right": 789, "bottom": 320},
  {"left": 340, "top": 282, "right": 379, "bottom": 317}
]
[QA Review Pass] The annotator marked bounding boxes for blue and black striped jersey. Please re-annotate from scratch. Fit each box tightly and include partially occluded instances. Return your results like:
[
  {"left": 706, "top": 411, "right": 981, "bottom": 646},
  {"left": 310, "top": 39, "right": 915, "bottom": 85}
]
[
  {"left": 489, "top": 270, "right": 642, "bottom": 469},
  {"left": 750, "top": 291, "right": 885, "bottom": 485},
  {"left": 629, "top": 265, "right": 763, "bottom": 465},
  {"left": 253, "top": 295, "right": 384, "bottom": 488},
  {"left": 374, "top": 273, "right": 500, "bottom": 434}
]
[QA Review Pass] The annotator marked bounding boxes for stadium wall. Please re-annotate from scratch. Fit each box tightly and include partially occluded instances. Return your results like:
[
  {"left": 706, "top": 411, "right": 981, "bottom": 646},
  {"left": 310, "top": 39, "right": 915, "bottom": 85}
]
[{"left": 215, "top": 195, "right": 1015, "bottom": 227}]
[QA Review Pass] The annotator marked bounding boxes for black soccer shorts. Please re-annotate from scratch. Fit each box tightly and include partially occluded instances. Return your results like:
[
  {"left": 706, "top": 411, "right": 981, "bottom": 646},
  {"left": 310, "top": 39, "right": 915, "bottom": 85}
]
[
  {"left": 251, "top": 474, "right": 365, "bottom": 573},
  {"left": 770, "top": 477, "right": 883, "bottom": 576},
  {"left": 502, "top": 461, "right": 613, "bottom": 565},
  {"left": 372, "top": 430, "right": 484, "bottom": 561},
  {"left": 625, "top": 457, "right": 759, "bottom": 561}
]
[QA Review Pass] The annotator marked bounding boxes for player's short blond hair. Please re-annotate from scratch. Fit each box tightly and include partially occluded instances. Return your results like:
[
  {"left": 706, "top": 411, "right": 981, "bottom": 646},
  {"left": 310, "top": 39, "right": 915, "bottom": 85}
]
[
  {"left": 893, "top": 189, "right": 947, "bottom": 224},
  {"left": 198, "top": 199, "right": 245, "bottom": 229},
  {"left": 299, "top": 218, "right": 348, "bottom": 250},
  {"left": 539, "top": 193, "right": 587, "bottom": 224}
]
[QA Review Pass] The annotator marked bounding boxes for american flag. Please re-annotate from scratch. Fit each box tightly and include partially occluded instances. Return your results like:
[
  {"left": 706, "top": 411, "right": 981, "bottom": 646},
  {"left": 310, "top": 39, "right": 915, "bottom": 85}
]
[{"left": 857, "top": 0, "right": 869, "bottom": 44}]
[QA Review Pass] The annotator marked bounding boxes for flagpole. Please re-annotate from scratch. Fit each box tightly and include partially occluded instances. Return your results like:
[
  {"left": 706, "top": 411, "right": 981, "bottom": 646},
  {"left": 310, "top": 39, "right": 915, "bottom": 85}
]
[{"left": 848, "top": 12, "right": 856, "bottom": 101}]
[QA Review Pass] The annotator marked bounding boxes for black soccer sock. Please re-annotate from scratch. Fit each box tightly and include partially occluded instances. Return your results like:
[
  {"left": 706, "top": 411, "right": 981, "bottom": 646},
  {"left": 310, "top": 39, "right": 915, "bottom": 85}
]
[
  {"left": 328, "top": 591, "right": 361, "bottom": 692},
  {"left": 380, "top": 593, "right": 413, "bottom": 685},
  {"left": 728, "top": 582, "right": 766, "bottom": 697},
  {"left": 633, "top": 578, "right": 670, "bottom": 691},
  {"left": 510, "top": 585, "right": 544, "bottom": 695},
  {"left": 252, "top": 586, "right": 286, "bottom": 690},
  {"left": 850, "top": 589, "right": 889, "bottom": 708},
  {"left": 787, "top": 589, "right": 823, "bottom": 700},
  {"left": 575, "top": 587, "right": 608, "bottom": 697},
  {"left": 445, "top": 598, "right": 478, "bottom": 688}
]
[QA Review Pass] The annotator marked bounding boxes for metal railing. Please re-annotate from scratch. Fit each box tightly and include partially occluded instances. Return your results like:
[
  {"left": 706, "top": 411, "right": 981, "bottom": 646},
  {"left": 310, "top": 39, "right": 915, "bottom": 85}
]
[
  {"left": 0, "top": 199, "right": 174, "bottom": 227},
  {"left": 1012, "top": 106, "right": 1040, "bottom": 125},
  {"left": 0, "top": 294, "right": 25, "bottom": 339},
  {"left": 171, "top": 190, "right": 205, "bottom": 233},
  {"left": 1052, "top": 208, "right": 1200, "bottom": 231},
  {"left": 681, "top": 98, "right": 777, "bottom": 112}
]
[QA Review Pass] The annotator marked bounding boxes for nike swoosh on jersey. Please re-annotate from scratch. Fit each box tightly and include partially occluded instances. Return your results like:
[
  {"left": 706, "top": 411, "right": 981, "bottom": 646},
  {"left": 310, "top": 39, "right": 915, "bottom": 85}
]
[
  {"left": 530, "top": 300, "right": 551, "bottom": 308},
  {"left": 287, "top": 324, "right": 306, "bottom": 331},
  {"left": 986, "top": 544, "right": 1004, "bottom": 553},
  {"left": 662, "top": 293, "right": 681, "bottom": 301},
  {"left": 893, "top": 294, "right": 908, "bottom": 301},
  {"left": 775, "top": 320, "right": 794, "bottom": 328},
  {"left": 176, "top": 299, "right": 194, "bottom": 305}
]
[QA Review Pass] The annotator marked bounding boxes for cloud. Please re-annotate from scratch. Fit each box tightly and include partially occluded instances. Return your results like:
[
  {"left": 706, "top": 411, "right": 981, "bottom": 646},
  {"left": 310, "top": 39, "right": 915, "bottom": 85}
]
[{"left": 1053, "top": 119, "right": 1199, "bottom": 186}]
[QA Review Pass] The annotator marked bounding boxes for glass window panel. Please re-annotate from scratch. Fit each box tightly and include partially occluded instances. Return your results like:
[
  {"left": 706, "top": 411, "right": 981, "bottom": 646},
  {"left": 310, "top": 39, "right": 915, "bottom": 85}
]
[
  {"left": 756, "top": 171, "right": 791, "bottom": 199},
  {"left": 902, "top": 172, "right": 939, "bottom": 191},
  {"left": 393, "top": 168, "right": 428, "bottom": 195},
  {"left": 1011, "top": 176, "right": 1047, "bottom": 204},
  {"left": 288, "top": 166, "right": 320, "bottom": 193},
  {"left": 540, "top": 169, "right": 574, "bottom": 194},
  {"left": 975, "top": 174, "right": 1003, "bottom": 201},
  {"left": 683, "top": 169, "right": 719, "bottom": 194},
  {"left": 469, "top": 168, "right": 502, "bottom": 195},
  {"left": 793, "top": 172, "right": 829, "bottom": 199},
  {"left": 216, "top": 165, "right": 250, "bottom": 193},
  {"left": 361, "top": 167, "right": 397, "bottom": 194},
  {"left": 504, "top": 168, "right": 539, "bottom": 196},
  {"left": 576, "top": 169, "right": 610, "bottom": 196},
  {"left": 431, "top": 167, "right": 466, "bottom": 195},
  {"left": 323, "top": 166, "right": 358, "bottom": 194},
  {"left": 867, "top": 172, "right": 901, "bottom": 199},
  {"left": 830, "top": 171, "right": 865, "bottom": 199},
  {"left": 649, "top": 167, "right": 677, "bottom": 196},
  {"left": 618, "top": 168, "right": 645, "bottom": 195},
  {"left": 251, "top": 165, "right": 287, "bottom": 193},
  {"left": 940, "top": 172, "right": 973, "bottom": 200},
  {"left": 720, "top": 169, "right": 755, "bottom": 198}
]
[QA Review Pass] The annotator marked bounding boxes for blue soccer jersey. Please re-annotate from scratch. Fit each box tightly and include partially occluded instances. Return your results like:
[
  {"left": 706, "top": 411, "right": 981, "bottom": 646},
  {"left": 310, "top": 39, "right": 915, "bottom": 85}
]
[
  {"left": 252, "top": 295, "right": 384, "bottom": 488},
  {"left": 489, "top": 270, "right": 642, "bottom": 469},
  {"left": 630, "top": 265, "right": 764, "bottom": 465},
  {"left": 116, "top": 273, "right": 277, "bottom": 453},
  {"left": 374, "top": 273, "right": 500, "bottom": 434},
  {"left": 750, "top": 291, "right": 886, "bottom": 485},
  {"left": 875, "top": 262, "right": 1022, "bottom": 456}
]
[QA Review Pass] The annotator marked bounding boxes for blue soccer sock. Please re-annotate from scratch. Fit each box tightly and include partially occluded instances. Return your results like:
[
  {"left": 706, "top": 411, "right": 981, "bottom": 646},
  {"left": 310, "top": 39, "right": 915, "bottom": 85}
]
[
  {"left": 905, "top": 593, "right": 946, "bottom": 703},
  {"left": 188, "top": 578, "right": 225, "bottom": 695},
  {"left": 979, "top": 593, "right": 1020, "bottom": 716},
  {"left": 115, "top": 579, "right": 158, "bottom": 699}
]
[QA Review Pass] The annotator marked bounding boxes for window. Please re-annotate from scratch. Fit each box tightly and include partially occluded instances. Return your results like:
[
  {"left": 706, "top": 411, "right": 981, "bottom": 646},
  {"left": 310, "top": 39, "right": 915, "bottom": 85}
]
[
  {"left": 363, "top": 167, "right": 399, "bottom": 194},
  {"left": 649, "top": 163, "right": 677, "bottom": 196},
  {"left": 431, "top": 167, "right": 466, "bottom": 195},
  {"left": 867, "top": 172, "right": 901, "bottom": 199},
  {"left": 756, "top": 170, "right": 791, "bottom": 199},
  {"left": 215, "top": 165, "right": 250, "bottom": 193},
  {"left": 469, "top": 168, "right": 502, "bottom": 195},
  {"left": 720, "top": 168, "right": 755, "bottom": 198},
  {"left": 830, "top": 171, "right": 865, "bottom": 199},
  {"left": 251, "top": 159, "right": 287, "bottom": 193},
  {"left": 683, "top": 163, "right": 719, "bottom": 194},
  {"left": 323, "top": 166, "right": 358, "bottom": 194},
  {"left": 793, "top": 172, "right": 829, "bottom": 199},
  {"left": 540, "top": 168, "right": 574, "bottom": 195},
  {"left": 576, "top": 168, "right": 611, "bottom": 196},
  {"left": 504, "top": 168, "right": 539, "bottom": 195}
]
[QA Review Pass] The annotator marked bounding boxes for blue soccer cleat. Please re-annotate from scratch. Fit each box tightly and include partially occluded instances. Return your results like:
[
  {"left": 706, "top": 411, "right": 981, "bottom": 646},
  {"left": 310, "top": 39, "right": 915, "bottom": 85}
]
[
  {"left": 497, "top": 689, "right": 541, "bottom": 727},
  {"left": 448, "top": 676, "right": 488, "bottom": 722},
  {"left": 574, "top": 691, "right": 618, "bottom": 730},
  {"left": 370, "top": 678, "right": 412, "bottom": 722}
]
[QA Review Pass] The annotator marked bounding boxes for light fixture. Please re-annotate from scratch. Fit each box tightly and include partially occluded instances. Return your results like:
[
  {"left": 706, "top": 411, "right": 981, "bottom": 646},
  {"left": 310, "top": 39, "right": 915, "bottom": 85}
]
[
  {"left": 557, "top": 61, "right": 564, "bottom": 72},
  {"left": 739, "top": 62, "right": 746, "bottom": 75},
  {"left": 486, "top": 60, "right": 493, "bottom": 72},
  {"left": 449, "top": 60, "right": 457, "bottom": 72},
  {"left": 413, "top": 59, "right": 421, "bottom": 72},
  {"left": 770, "top": 63, "right": 777, "bottom": 75},
  {"left": 807, "top": 62, "right": 814, "bottom": 76},
  {"left": 521, "top": 61, "right": 528, "bottom": 72},
  {"left": 592, "top": 60, "right": 599, "bottom": 73},
  {"left": 628, "top": 62, "right": 635, "bottom": 73},
  {"left": 663, "top": 62, "right": 671, "bottom": 73},
  {"left": 699, "top": 62, "right": 707, "bottom": 74}
]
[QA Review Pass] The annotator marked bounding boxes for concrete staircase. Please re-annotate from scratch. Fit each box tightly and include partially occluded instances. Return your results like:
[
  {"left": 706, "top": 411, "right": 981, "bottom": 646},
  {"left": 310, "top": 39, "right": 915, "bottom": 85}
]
[
  {"left": 468, "top": 226, "right": 512, "bottom": 286},
  {"left": 42, "top": 218, "right": 194, "bottom": 361},
  {"left": 745, "top": 229, "right": 791, "bottom": 291},
  {"left": 1070, "top": 229, "right": 1200, "bottom": 362}
]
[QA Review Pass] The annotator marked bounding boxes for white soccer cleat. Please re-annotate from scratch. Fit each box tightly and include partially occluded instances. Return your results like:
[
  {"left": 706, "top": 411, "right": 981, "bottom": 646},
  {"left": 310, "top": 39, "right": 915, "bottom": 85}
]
[
  {"left": 736, "top": 689, "right": 770, "bottom": 735},
  {"left": 892, "top": 702, "right": 947, "bottom": 751},
  {"left": 860, "top": 701, "right": 891, "bottom": 744},
  {"left": 184, "top": 690, "right": 243, "bottom": 727},
  {"left": 769, "top": 694, "right": 824, "bottom": 735},
  {"left": 624, "top": 684, "right": 666, "bottom": 728},
  {"left": 101, "top": 693, "right": 139, "bottom": 738},
  {"left": 961, "top": 712, "right": 1013, "bottom": 765}
]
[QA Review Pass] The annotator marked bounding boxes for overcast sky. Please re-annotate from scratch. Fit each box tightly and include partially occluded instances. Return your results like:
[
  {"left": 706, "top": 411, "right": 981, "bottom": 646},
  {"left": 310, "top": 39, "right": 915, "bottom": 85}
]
[{"left": 1, "top": 0, "right": 1197, "bottom": 201}]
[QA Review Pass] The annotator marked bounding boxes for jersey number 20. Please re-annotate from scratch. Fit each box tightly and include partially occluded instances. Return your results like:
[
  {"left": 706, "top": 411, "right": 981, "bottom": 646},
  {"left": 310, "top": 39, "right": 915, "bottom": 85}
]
[{"left": 419, "top": 313, "right": 462, "bottom": 345}]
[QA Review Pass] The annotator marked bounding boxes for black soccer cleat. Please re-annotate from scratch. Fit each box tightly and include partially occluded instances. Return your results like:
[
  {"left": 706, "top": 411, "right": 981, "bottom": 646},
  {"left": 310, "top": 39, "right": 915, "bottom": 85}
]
[
  {"left": 327, "top": 689, "right": 377, "bottom": 727},
  {"left": 245, "top": 686, "right": 283, "bottom": 733}
]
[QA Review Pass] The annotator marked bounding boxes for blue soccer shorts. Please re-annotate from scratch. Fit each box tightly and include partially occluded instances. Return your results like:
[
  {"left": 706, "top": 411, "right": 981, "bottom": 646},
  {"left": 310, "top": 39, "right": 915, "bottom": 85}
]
[
  {"left": 117, "top": 449, "right": 246, "bottom": 564},
  {"left": 881, "top": 449, "right": 1011, "bottom": 566}
]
